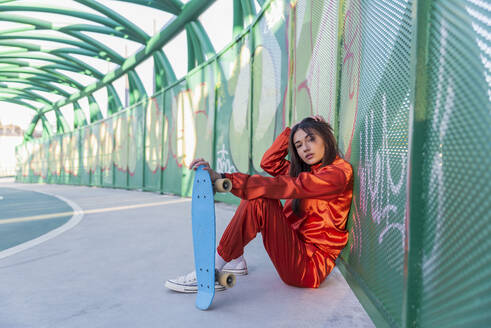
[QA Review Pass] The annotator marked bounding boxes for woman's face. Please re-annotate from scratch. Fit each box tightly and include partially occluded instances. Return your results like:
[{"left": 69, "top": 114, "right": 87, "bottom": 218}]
[{"left": 293, "top": 128, "right": 325, "bottom": 165}]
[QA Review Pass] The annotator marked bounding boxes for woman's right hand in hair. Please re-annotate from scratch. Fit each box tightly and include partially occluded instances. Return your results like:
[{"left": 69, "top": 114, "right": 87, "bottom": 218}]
[
  {"left": 293, "top": 115, "right": 326, "bottom": 127},
  {"left": 189, "top": 158, "right": 222, "bottom": 182},
  {"left": 311, "top": 115, "right": 325, "bottom": 122}
]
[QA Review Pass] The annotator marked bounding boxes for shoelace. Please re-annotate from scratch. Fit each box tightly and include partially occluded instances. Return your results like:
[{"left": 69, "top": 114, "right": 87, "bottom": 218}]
[{"left": 177, "top": 271, "right": 197, "bottom": 284}]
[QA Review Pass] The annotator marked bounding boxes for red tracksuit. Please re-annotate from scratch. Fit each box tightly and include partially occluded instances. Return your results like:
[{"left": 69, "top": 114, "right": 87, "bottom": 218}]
[{"left": 217, "top": 127, "right": 354, "bottom": 288}]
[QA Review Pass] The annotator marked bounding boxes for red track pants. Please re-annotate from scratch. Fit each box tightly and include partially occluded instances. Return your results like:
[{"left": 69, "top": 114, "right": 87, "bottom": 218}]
[{"left": 216, "top": 198, "right": 334, "bottom": 288}]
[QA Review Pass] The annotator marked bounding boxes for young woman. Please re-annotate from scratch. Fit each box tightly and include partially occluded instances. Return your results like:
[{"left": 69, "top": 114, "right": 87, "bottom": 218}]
[{"left": 165, "top": 116, "right": 353, "bottom": 292}]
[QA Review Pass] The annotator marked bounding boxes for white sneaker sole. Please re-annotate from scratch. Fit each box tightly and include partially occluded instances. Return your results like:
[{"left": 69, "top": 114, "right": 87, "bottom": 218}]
[
  {"left": 222, "top": 268, "right": 248, "bottom": 276},
  {"left": 165, "top": 280, "right": 226, "bottom": 293}
]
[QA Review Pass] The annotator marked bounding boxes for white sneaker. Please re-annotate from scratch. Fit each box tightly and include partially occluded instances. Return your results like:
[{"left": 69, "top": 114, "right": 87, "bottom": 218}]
[
  {"left": 222, "top": 256, "right": 248, "bottom": 276},
  {"left": 165, "top": 270, "right": 226, "bottom": 293}
]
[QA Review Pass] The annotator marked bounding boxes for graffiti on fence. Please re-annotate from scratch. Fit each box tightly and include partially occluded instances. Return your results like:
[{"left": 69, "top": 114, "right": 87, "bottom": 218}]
[
  {"left": 358, "top": 94, "right": 407, "bottom": 262},
  {"left": 145, "top": 98, "right": 163, "bottom": 174},
  {"left": 216, "top": 144, "right": 237, "bottom": 174},
  {"left": 339, "top": 1, "right": 361, "bottom": 160}
]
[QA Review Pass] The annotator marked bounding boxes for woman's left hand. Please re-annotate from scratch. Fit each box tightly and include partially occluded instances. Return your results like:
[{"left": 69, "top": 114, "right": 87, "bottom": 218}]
[{"left": 189, "top": 158, "right": 221, "bottom": 182}]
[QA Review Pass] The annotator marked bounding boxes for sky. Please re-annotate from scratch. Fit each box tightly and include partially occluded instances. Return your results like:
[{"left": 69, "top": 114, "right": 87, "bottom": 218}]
[{"left": 0, "top": 0, "right": 239, "bottom": 132}]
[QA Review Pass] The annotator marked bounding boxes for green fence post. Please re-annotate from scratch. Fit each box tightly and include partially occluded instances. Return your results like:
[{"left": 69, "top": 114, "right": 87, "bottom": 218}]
[
  {"left": 211, "top": 58, "right": 218, "bottom": 174},
  {"left": 159, "top": 90, "right": 166, "bottom": 194},
  {"left": 112, "top": 119, "right": 116, "bottom": 188},
  {"left": 333, "top": 0, "right": 346, "bottom": 139},
  {"left": 403, "top": 0, "right": 432, "bottom": 327},
  {"left": 248, "top": 23, "right": 254, "bottom": 175},
  {"left": 125, "top": 108, "right": 129, "bottom": 190},
  {"left": 142, "top": 100, "right": 147, "bottom": 190}
]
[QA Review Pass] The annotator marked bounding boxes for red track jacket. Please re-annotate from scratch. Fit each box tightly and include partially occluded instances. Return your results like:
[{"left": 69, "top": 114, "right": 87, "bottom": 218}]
[{"left": 225, "top": 127, "right": 353, "bottom": 284}]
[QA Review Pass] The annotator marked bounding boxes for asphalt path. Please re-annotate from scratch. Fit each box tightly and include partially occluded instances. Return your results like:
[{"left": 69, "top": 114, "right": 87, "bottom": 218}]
[
  {"left": 0, "top": 180, "right": 374, "bottom": 328},
  {"left": 0, "top": 187, "right": 73, "bottom": 253}
]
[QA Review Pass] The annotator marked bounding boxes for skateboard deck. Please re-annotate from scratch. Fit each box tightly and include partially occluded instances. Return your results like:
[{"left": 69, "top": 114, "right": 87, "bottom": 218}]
[{"left": 191, "top": 166, "right": 234, "bottom": 310}]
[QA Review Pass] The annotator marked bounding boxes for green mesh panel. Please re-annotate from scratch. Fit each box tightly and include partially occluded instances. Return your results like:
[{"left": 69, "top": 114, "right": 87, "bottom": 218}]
[
  {"left": 24, "top": 142, "right": 30, "bottom": 183},
  {"left": 293, "top": 0, "right": 340, "bottom": 129},
  {"left": 337, "top": 0, "right": 361, "bottom": 159},
  {"left": 101, "top": 117, "right": 114, "bottom": 187},
  {"left": 27, "top": 141, "right": 33, "bottom": 183},
  {"left": 180, "top": 62, "right": 216, "bottom": 197},
  {"left": 144, "top": 94, "right": 164, "bottom": 192},
  {"left": 39, "top": 139, "right": 47, "bottom": 183},
  {"left": 41, "top": 139, "right": 49, "bottom": 182},
  {"left": 113, "top": 110, "right": 129, "bottom": 189},
  {"left": 60, "top": 134, "right": 70, "bottom": 185},
  {"left": 80, "top": 126, "right": 91, "bottom": 186},
  {"left": 90, "top": 124, "right": 102, "bottom": 187},
  {"left": 251, "top": 0, "right": 290, "bottom": 175},
  {"left": 14, "top": 144, "right": 22, "bottom": 181},
  {"left": 418, "top": 1, "right": 491, "bottom": 327},
  {"left": 160, "top": 86, "right": 173, "bottom": 194},
  {"left": 28, "top": 139, "right": 38, "bottom": 183},
  {"left": 50, "top": 135, "right": 63, "bottom": 185},
  {"left": 77, "top": 138, "right": 82, "bottom": 185},
  {"left": 230, "top": 34, "right": 252, "bottom": 176},
  {"left": 213, "top": 36, "right": 250, "bottom": 204},
  {"left": 29, "top": 138, "right": 43, "bottom": 183},
  {"left": 26, "top": 141, "right": 34, "bottom": 183},
  {"left": 162, "top": 82, "right": 185, "bottom": 195},
  {"left": 47, "top": 138, "right": 54, "bottom": 184},
  {"left": 24, "top": 142, "right": 31, "bottom": 183},
  {"left": 59, "top": 132, "right": 72, "bottom": 184},
  {"left": 128, "top": 102, "right": 144, "bottom": 189},
  {"left": 56, "top": 135, "right": 65, "bottom": 184},
  {"left": 70, "top": 130, "right": 81, "bottom": 185},
  {"left": 338, "top": 0, "right": 413, "bottom": 326}
]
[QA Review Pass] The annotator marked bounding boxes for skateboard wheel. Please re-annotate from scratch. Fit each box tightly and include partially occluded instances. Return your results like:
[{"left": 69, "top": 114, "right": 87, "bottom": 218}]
[
  {"left": 217, "top": 271, "right": 236, "bottom": 288},
  {"left": 214, "top": 178, "right": 232, "bottom": 193}
]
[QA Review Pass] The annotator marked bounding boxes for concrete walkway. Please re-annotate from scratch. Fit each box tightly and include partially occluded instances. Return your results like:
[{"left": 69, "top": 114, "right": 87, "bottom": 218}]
[{"left": 0, "top": 179, "right": 374, "bottom": 328}]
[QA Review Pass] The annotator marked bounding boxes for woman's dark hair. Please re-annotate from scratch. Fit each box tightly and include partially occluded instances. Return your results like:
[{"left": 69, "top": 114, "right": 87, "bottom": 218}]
[{"left": 288, "top": 117, "right": 338, "bottom": 216}]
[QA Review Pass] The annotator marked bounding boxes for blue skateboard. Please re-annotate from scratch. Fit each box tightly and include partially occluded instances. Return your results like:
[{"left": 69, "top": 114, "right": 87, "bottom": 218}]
[{"left": 192, "top": 166, "right": 235, "bottom": 310}]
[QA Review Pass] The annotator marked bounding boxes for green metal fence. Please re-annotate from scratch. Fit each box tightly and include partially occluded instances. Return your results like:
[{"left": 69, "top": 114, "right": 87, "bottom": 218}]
[{"left": 16, "top": 0, "right": 490, "bottom": 327}]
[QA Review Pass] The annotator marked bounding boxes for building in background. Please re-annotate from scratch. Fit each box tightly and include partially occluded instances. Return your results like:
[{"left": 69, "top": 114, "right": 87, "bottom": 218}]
[{"left": 0, "top": 121, "right": 40, "bottom": 177}]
